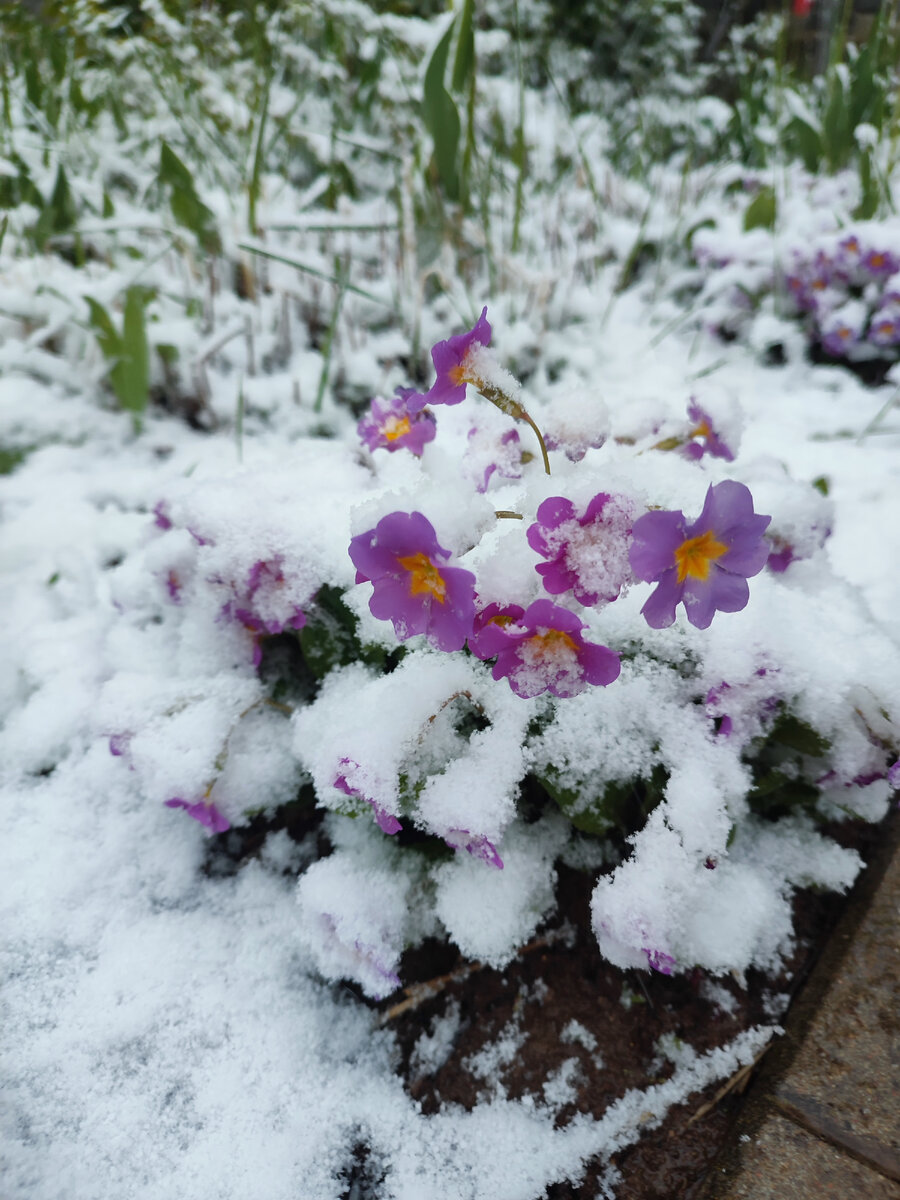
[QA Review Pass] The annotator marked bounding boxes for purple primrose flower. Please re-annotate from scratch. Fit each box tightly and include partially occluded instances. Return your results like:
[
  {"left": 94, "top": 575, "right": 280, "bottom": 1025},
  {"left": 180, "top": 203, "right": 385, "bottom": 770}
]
[
  {"left": 683, "top": 400, "right": 735, "bottom": 462},
  {"left": 467, "top": 602, "right": 526, "bottom": 661},
  {"left": 629, "top": 481, "right": 771, "bottom": 630},
  {"left": 820, "top": 315, "right": 861, "bottom": 357},
  {"left": 487, "top": 598, "right": 621, "bottom": 699},
  {"left": 334, "top": 758, "right": 402, "bottom": 835},
  {"left": 349, "top": 511, "right": 476, "bottom": 652},
  {"left": 358, "top": 390, "right": 437, "bottom": 456},
  {"left": 867, "top": 296, "right": 900, "bottom": 348},
  {"left": 406, "top": 307, "right": 492, "bottom": 414},
  {"left": 527, "top": 492, "right": 636, "bottom": 607},
  {"left": 862, "top": 248, "right": 900, "bottom": 279},
  {"left": 165, "top": 795, "right": 231, "bottom": 833}
]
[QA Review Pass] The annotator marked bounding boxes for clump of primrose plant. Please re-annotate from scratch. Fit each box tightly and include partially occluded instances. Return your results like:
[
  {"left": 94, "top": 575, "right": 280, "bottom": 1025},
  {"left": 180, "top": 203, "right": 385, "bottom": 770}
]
[{"left": 137, "top": 307, "right": 900, "bottom": 1002}]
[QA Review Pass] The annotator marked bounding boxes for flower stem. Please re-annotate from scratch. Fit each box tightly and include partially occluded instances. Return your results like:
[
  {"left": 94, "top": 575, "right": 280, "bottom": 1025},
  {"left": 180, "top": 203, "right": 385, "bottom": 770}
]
[
  {"left": 519, "top": 407, "right": 551, "bottom": 475},
  {"left": 477, "top": 383, "right": 551, "bottom": 475}
]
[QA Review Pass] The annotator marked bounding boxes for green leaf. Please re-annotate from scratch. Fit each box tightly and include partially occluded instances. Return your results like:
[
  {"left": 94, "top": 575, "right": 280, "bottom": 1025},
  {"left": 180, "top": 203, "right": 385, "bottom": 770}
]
[
  {"left": 854, "top": 149, "right": 880, "bottom": 221},
  {"left": 684, "top": 217, "right": 716, "bottom": 250},
  {"left": 450, "top": 0, "right": 475, "bottom": 95},
  {"left": 158, "top": 142, "right": 222, "bottom": 255},
  {"left": 743, "top": 186, "right": 776, "bottom": 232},
  {"left": 538, "top": 764, "right": 668, "bottom": 838},
  {"left": 787, "top": 116, "right": 823, "bottom": 174},
  {"left": 85, "top": 290, "right": 150, "bottom": 432},
  {"left": 33, "top": 164, "right": 77, "bottom": 249},
  {"left": 0, "top": 445, "right": 28, "bottom": 475},
  {"left": 848, "top": 44, "right": 875, "bottom": 132},
  {"left": 812, "top": 475, "right": 830, "bottom": 496},
  {"left": 769, "top": 713, "right": 830, "bottom": 757},
  {"left": 422, "top": 21, "right": 461, "bottom": 202},
  {"left": 822, "top": 74, "right": 851, "bottom": 170},
  {"left": 85, "top": 296, "right": 122, "bottom": 364},
  {"left": 113, "top": 286, "right": 150, "bottom": 430}
]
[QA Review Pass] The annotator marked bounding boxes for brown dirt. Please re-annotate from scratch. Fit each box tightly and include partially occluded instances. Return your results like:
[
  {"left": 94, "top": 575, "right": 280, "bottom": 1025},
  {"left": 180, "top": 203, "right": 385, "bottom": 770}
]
[{"left": 207, "top": 804, "right": 882, "bottom": 1199}]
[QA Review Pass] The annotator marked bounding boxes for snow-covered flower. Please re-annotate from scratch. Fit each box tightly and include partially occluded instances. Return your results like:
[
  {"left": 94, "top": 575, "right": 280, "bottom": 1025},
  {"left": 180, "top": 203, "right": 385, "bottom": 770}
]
[
  {"left": 406, "top": 307, "right": 492, "bottom": 412},
  {"left": 488, "top": 598, "right": 621, "bottom": 699},
  {"left": 820, "top": 305, "right": 865, "bottom": 357},
  {"left": 152, "top": 500, "right": 173, "bottom": 530},
  {"left": 526, "top": 492, "right": 637, "bottom": 607},
  {"left": 220, "top": 556, "right": 307, "bottom": 664},
  {"left": 862, "top": 248, "right": 900, "bottom": 279},
  {"left": 541, "top": 390, "right": 609, "bottom": 462},
  {"left": 333, "top": 757, "right": 402, "bottom": 835},
  {"left": 357, "top": 390, "right": 436, "bottom": 456},
  {"left": 683, "top": 400, "right": 735, "bottom": 462},
  {"left": 629, "top": 481, "right": 771, "bottom": 630},
  {"left": 465, "top": 424, "right": 523, "bottom": 492},
  {"left": 444, "top": 828, "right": 503, "bottom": 869},
  {"left": 644, "top": 949, "right": 676, "bottom": 975},
  {"left": 296, "top": 854, "right": 411, "bottom": 999},
  {"left": 867, "top": 296, "right": 900, "bottom": 348},
  {"left": 164, "top": 795, "right": 231, "bottom": 833},
  {"left": 108, "top": 733, "right": 131, "bottom": 758},
  {"left": 349, "top": 511, "right": 476, "bottom": 651}
]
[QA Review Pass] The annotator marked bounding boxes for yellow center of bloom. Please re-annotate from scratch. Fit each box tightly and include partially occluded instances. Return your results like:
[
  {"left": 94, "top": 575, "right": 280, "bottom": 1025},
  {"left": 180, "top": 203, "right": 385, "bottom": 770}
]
[
  {"left": 690, "top": 418, "right": 711, "bottom": 440},
  {"left": 383, "top": 414, "right": 411, "bottom": 441},
  {"left": 528, "top": 628, "right": 579, "bottom": 663},
  {"left": 674, "top": 530, "right": 728, "bottom": 583},
  {"left": 397, "top": 552, "right": 447, "bottom": 602},
  {"left": 449, "top": 348, "right": 482, "bottom": 388}
]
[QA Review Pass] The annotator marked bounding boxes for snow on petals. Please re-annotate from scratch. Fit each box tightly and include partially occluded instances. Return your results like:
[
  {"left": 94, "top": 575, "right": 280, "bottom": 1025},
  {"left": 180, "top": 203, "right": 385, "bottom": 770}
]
[
  {"left": 629, "top": 481, "right": 771, "bottom": 630},
  {"left": 406, "top": 306, "right": 492, "bottom": 413},
  {"left": 334, "top": 757, "right": 402, "bottom": 835},
  {"left": 683, "top": 399, "right": 735, "bottom": 462},
  {"left": 349, "top": 511, "right": 476, "bottom": 651},
  {"left": 527, "top": 492, "right": 637, "bottom": 607},
  {"left": 444, "top": 828, "right": 504, "bottom": 869},
  {"left": 357, "top": 390, "right": 436, "bottom": 456},
  {"left": 489, "top": 598, "right": 621, "bottom": 699}
]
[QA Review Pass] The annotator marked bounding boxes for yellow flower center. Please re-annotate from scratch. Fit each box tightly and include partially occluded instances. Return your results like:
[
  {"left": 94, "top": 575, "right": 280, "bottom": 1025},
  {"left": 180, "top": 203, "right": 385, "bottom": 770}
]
[
  {"left": 690, "top": 418, "right": 711, "bottom": 440},
  {"left": 449, "top": 348, "right": 481, "bottom": 388},
  {"left": 383, "top": 414, "right": 412, "bottom": 442},
  {"left": 528, "top": 628, "right": 578, "bottom": 663},
  {"left": 674, "top": 529, "right": 728, "bottom": 583},
  {"left": 397, "top": 552, "right": 447, "bottom": 602}
]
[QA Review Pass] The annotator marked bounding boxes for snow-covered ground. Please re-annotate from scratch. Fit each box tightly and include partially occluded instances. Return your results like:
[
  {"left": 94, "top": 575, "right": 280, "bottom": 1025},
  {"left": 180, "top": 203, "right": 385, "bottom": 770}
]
[{"left": 3, "top": 4, "right": 900, "bottom": 1197}]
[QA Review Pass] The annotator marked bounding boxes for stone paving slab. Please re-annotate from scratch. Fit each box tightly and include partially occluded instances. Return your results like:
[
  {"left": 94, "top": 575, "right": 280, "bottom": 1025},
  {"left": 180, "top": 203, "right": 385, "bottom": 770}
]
[
  {"left": 697, "top": 809, "right": 900, "bottom": 1198},
  {"left": 702, "top": 1112, "right": 900, "bottom": 1199},
  {"left": 771, "top": 824, "right": 900, "bottom": 1174}
]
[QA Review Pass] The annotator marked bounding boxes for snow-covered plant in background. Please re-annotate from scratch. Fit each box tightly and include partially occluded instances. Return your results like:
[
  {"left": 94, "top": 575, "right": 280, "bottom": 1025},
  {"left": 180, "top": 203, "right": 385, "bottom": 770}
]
[{"left": 694, "top": 223, "right": 900, "bottom": 369}]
